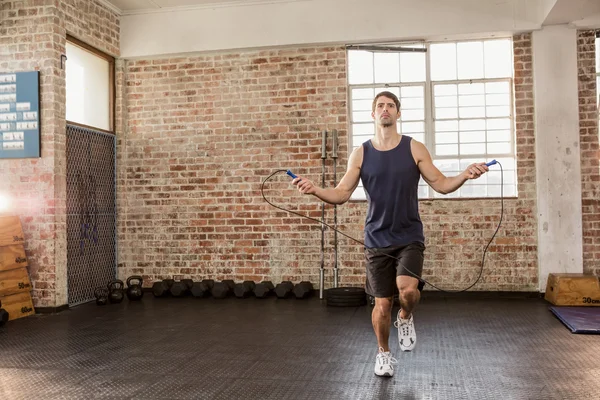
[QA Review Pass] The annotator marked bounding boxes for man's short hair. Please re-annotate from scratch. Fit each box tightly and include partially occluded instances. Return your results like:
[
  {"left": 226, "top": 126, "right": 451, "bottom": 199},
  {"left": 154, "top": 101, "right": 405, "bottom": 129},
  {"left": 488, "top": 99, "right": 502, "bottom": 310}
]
[{"left": 372, "top": 91, "right": 401, "bottom": 112}]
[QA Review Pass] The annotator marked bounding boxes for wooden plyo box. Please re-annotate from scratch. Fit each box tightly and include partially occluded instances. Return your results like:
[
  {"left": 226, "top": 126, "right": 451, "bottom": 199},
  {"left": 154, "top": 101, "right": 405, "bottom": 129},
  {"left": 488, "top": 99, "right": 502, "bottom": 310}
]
[
  {"left": 0, "top": 245, "right": 28, "bottom": 272},
  {"left": 0, "top": 292, "right": 35, "bottom": 321},
  {"left": 0, "top": 267, "right": 32, "bottom": 297},
  {"left": 0, "top": 216, "right": 25, "bottom": 247},
  {"left": 545, "top": 273, "right": 600, "bottom": 306}
]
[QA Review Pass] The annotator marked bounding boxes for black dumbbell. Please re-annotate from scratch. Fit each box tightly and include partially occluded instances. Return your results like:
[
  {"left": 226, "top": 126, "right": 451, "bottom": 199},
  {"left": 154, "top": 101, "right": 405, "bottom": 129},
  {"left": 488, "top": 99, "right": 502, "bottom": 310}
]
[
  {"left": 191, "top": 282, "right": 210, "bottom": 298},
  {"left": 171, "top": 281, "right": 192, "bottom": 297},
  {"left": 201, "top": 279, "right": 215, "bottom": 290},
  {"left": 254, "top": 281, "right": 274, "bottom": 298},
  {"left": 233, "top": 281, "right": 255, "bottom": 298},
  {"left": 211, "top": 281, "right": 231, "bottom": 299},
  {"left": 275, "top": 281, "right": 294, "bottom": 299},
  {"left": 293, "top": 281, "right": 314, "bottom": 299},
  {"left": 222, "top": 279, "right": 235, "bottom": 291}
]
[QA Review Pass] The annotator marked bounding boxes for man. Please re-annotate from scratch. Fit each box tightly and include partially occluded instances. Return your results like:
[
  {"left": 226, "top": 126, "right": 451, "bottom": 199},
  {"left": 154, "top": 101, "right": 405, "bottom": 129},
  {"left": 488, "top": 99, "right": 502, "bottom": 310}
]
[{"left": 292, "top": 91, "right": 489, "bottom": 377}]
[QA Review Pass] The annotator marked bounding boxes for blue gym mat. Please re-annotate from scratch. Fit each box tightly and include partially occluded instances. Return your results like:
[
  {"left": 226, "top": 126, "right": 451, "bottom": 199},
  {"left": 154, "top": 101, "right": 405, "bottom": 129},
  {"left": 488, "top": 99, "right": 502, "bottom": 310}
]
[{"left": 549, "top": 306, "right": 600, "bottom": 333}]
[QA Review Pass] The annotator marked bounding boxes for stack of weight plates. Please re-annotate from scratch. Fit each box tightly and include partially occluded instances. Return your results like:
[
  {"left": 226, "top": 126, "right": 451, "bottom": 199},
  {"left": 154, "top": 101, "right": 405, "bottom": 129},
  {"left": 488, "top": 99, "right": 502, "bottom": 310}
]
[{"left": 325, "top": 287, "right": 367, "bottom": 307}]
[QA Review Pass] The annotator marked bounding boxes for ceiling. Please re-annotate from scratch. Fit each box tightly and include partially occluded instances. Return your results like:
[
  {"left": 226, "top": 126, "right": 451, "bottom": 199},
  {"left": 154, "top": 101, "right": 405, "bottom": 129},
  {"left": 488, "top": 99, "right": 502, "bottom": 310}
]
[{"left": 99, "top": 0, "right": 600, "bottom": 30}]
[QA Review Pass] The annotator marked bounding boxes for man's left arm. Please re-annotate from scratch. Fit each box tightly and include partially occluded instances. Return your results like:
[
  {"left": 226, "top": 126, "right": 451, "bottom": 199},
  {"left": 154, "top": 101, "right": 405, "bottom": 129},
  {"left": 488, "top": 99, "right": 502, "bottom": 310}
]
[{"left": 411, "top": 140, "right": 488, "bottom": 195}]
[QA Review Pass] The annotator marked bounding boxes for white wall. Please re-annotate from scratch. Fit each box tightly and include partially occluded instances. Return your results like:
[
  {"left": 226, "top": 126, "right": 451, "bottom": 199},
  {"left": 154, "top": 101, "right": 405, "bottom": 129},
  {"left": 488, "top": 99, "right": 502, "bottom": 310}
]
[
  {"left": 532, "top": 25, "right": 583, "bottom": 292},
  {"left": 119, "top": 0, "right": 546, "bottom": 58}
]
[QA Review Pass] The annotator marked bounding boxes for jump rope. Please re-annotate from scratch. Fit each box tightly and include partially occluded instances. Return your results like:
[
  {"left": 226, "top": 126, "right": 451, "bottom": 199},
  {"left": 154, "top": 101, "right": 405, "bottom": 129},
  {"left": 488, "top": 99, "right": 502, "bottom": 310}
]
[{"left": 261, "top": 160, "right": 503, "bottom": 293}]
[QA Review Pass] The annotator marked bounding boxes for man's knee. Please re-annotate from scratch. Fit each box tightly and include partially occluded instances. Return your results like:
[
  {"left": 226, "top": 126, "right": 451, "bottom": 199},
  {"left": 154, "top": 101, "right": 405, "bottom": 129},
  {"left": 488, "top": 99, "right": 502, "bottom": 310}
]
[
  {"left": 373, "top": 297, "right": 393, "bottom": 317},
  {"left": 399, "top": 286, "right": 420, "bottom": 302}
]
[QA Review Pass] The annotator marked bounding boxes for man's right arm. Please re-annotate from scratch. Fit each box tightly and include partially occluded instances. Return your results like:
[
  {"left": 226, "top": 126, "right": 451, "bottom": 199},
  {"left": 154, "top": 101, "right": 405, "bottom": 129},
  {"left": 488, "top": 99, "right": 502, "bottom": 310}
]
[{"left": 293, "top": 146, "right": 363, "bottom": 205}]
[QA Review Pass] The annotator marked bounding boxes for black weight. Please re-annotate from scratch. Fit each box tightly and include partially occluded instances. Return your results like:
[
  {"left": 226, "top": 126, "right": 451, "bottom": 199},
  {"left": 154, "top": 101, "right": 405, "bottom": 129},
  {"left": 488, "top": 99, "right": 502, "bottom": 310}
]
[
  {"left": 126, "top": 275, "right": 144, "bottom": 301},
  {"left": 152, "top": 281, "right": 170, "bottom": 297},
  {"left": 181, "top": 279, "right": 194, "bottom": 290},
  {"left": 293, "top": 281, "right": 314, "bottom": 299},
  {"left": 325, "top": 287, "right": 367, "bottom": 307},
  {"left": 0, "top": 308, "right": 8, "bottom": 327},
  {"left": 201, "top": 279, "right": 215, "bottom": 290},
  {"left": 275, "top": 281, "right": 294, "bottom": 299},
  {"left": 95, "top": 287, "right": 109, "bottom": 306},
  {"left": 191, "top": 282, "right": 210, "bottom": 298},
  {"left": 211, "top": 282, "right": 231, "bottom": 299},
  {"left": 222, "top": 279, "right": 235, "bottom": 291},
  {"left": 253, "top": 281, "right": 274, "bottom": 298},
  {"left": 170, "top": 281, "right": 189, "bottom": 297},
  {"left": 163, "top": 279, "right": 175, "bottom": 288},
  {"left": 233, "top": 282, "right": 254, "bottom": 298},
  {"left": 107, "top": 279, "right": 124, "bottom": 304}
]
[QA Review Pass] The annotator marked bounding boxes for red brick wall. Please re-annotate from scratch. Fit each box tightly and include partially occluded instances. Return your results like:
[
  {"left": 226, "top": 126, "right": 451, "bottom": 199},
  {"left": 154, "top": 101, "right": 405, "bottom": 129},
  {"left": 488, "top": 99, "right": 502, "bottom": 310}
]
[
  {"left": 120, "top": 34, "right": 539, "bottom": 291},
  {"left": 0, "top": 0, "right": 119, "bottom": 307},
  {"left": 578, "top": 30, "right": 599, "bottom": 275}
]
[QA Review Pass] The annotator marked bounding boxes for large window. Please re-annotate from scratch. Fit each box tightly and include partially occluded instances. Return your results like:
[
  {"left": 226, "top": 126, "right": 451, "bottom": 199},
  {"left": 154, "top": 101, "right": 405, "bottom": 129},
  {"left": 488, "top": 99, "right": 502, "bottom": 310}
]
[{"left": 348, "top": 38, "right": 516, "bottom": 200}]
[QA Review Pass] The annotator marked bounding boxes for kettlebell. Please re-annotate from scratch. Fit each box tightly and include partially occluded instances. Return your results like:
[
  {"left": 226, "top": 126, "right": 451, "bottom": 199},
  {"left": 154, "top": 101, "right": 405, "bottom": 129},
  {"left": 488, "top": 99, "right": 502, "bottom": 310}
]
[
  {"left": 107, "top": 279, "right": 124, "bottom": 304},
  {"left": 95, "top": 287, "right": 109, "bottom": 306},
  {"left": 126, "top": 275, "right": 144, "bottom": 301}
]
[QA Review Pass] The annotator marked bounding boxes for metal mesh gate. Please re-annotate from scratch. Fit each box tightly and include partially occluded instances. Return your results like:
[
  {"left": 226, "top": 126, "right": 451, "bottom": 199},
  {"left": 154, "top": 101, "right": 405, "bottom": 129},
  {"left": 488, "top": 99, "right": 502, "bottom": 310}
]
[{"left": 66, "top": 124, "right": 116, "bottom": 306}]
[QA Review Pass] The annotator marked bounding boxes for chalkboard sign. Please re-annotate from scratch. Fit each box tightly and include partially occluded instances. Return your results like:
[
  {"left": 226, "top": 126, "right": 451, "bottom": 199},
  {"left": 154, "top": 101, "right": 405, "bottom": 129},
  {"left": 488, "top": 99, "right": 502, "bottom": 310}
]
[{"left": 0, "top": 71, "right": 41, "bottom": 158}]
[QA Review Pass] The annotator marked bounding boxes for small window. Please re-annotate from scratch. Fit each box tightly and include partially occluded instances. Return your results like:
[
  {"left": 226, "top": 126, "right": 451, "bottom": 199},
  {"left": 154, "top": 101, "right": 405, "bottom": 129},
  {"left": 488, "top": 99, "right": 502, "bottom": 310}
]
[{"left": 66, "top": 36, "right": 114, "bottom": 132}]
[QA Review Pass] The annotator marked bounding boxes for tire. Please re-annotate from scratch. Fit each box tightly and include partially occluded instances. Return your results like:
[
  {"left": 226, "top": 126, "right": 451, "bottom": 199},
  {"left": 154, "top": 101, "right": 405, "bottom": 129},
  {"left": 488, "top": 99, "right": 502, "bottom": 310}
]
[{"left": 325, "top": 287, "right": 367, "bottom": 307}]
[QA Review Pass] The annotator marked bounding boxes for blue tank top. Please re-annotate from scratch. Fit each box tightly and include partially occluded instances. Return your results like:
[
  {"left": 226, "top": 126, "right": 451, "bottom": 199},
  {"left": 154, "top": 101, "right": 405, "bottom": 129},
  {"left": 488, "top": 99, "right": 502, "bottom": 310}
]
[{"left": 360, "top": 135, "right": 424, "bottom": 248}]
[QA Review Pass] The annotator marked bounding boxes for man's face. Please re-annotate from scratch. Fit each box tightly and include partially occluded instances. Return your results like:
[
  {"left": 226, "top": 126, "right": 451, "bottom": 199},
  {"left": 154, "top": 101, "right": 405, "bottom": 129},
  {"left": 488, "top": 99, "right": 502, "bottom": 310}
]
[{"left": 372, "top": 96, "right": 400, "bottom": 128}]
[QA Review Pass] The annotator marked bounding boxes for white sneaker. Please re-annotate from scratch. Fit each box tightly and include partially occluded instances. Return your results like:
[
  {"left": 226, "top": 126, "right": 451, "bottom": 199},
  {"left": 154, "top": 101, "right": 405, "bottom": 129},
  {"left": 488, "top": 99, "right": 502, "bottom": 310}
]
[
  {"left": 395, "top": 312, "right": 416, "bottom": 351},
  {"left": 374, "top": 347, "right": 397, "bottom": 377}
]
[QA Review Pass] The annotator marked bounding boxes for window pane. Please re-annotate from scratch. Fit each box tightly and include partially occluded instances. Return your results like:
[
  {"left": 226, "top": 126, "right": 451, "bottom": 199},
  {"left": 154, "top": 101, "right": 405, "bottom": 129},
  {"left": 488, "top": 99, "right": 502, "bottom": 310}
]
[
  {"left": 486, "top": 81, "right": 510, "bottom": 94},
  {"left": 459, "top": 94, "right": 485, "bottom": 107},
  {"left": 457, "top": 41, "right": 484, "bottom": 79},
  {"left": 400, "top": 86, "right": 422, "bottom": 97},
  {"left": 436, "top": 120, "right": 459, "bottom": 132},
  {"left": 435, "top": 95, "right": 458, "bottom": 107},
  {"left": 352, "top": 99, "right": 372, "bottom": 112},
  {"left": 352, "top": 123, "right": 374, "bottom": 136},
  {"left": 352, "top": 111, "right": 372, "bottom": 122},
  {"left": 401, "top": 121, "right": 424, "bottom": 133},
  {"left": 352, "top": 87, "right": 374, "bottom": 99},
  {"left": 487, "top": 118, "right": 511, "bottom": 130},
  {"left": 460, "top": 119, "right": 486, "bottom": 131},
  {"left": 401, "top": 97, "right": 423, "bottom": 110},
  {"left": 487, "top": 129, "right": 511, "bottom": 142},
  {"left": 487, "top": 142, "right": 511, "bottom": 154},
  {"left": 459, "top": 107, "right": 486, "bottom": 118},
  {"left": 66, "top": 42, "right": 110, "bottom": 131},
  {"left": 401, "top": 109, "right": 425, "bottom": 121},
  {"left": 374, "top": 53, "right": 400, "bottom": 83},
  {"left": 486, "top": 93, "right": 510, "bottom": 106},
  {"left": 435, "top": 84, "right": 457, "bottom": 96},
  {"left": 461, "top": 143, "right": 486, "bottom": 154},
  {"left": 348, "top": 51, "right": 373, "bottom": 84},
  {"left": 460, "top": 131, "right": 485, "bottom": 143},
  {"left": 430, "top": 43, "right": 457, "bottom": 81},
  {"left": 436, "top": 144, "right": 458, "bottom": 156},
  {"left": 458, "top": 83, "right": 484, "bottom": 95},
  {"left": 484, "top": 39, "right": 512, "bottom": 78},
  {"left": 486, "top": 105, "right": 511, "bottom": 117},
  {"left": 436, "top": 107, "right": 458, "bottom": 119},
  {"left": 436, "top": 131, "right": 458, "bottom": 144},
  {"left": 400, "top": 52, "right": 426, "bottom": 82}
]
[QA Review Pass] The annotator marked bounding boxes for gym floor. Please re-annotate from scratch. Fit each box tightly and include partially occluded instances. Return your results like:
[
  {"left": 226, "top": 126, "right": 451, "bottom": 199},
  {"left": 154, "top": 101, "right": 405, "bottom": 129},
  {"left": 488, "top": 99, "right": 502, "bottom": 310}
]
[{"left": 0, "top": 293, "right": 598, "bottom": 400}]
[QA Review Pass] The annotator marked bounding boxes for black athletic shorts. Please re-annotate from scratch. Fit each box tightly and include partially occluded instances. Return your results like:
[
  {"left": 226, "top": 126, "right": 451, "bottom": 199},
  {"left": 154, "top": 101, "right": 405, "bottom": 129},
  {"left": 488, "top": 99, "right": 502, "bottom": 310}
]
[{"left": 364, "top": 241, "right": 425, "bottom": 298}]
